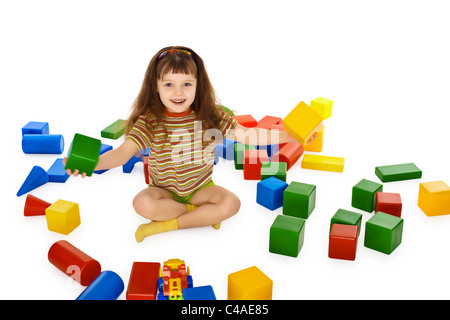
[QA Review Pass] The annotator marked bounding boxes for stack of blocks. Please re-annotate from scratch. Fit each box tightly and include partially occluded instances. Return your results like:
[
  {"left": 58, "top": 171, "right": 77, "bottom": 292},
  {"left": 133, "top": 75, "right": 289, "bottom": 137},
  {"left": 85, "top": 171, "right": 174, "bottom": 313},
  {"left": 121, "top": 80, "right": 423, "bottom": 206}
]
[{"left": 328, "top": 209, "right": 362, "bottom": 261}]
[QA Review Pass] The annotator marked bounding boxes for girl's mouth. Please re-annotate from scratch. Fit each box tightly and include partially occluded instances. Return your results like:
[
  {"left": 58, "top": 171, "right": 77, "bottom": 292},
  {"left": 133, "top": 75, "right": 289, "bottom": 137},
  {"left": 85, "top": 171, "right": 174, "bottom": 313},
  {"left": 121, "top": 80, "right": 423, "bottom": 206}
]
[{"left": 171, "top": 99, "right": 186, "bottom": 105}]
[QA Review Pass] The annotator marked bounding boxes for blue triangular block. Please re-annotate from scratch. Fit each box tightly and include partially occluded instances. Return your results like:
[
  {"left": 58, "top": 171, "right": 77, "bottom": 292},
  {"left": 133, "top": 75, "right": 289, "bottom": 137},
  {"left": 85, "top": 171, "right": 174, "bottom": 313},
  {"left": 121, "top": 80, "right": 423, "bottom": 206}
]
[
  {"left": 47, "top": 158, "right": 70, "bottom": 182},
  {"left": 17, "top": 166, "right": 49, "bottom": 197}
]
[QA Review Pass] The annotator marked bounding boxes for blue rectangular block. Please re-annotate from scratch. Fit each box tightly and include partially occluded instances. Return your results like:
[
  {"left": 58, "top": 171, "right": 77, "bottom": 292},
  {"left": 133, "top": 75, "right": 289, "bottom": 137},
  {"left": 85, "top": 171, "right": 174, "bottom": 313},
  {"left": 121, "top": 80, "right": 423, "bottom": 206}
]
[
  {"left": 257, "top": 176, "right": 289, "bottom": 210},
  {"left": 94, "top": 143, "right": 113, "bottom": 174},
  {"left": 22, "top": 121, "right": 49, "bottom": 135},
  {"left": 182, "top": 285, "right": 216, "bottom": 300}
]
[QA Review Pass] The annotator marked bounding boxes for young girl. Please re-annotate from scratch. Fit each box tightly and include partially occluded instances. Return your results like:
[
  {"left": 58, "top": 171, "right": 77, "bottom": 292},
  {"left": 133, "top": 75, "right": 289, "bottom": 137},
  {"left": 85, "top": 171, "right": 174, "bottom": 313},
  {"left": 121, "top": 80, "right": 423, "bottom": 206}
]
[{"left": 66, "top": 46, "right": 298, "bottom": 242}]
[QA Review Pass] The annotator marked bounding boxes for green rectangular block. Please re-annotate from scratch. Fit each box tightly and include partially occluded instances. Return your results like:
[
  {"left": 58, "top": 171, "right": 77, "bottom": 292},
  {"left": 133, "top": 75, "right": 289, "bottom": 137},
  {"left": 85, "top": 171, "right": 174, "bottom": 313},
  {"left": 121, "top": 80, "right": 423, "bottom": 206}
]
[
  {"left": 330, "top": 208, "right": 362, "bottom": 235},
  {"left": 101, "top": 119, "right": 126, "bottom": 140},
  {"left": 283, "top": 181, "right": 316, "bottom": 219},
  {"left": 260, "top": 161, "right": 287, "bottom": 182},
  {"left": 375, "top": 162, "right": 422, "bottom": 182},
  {"left": 364, "top": 211, "right": 403, "bottom": 254},
  {"left": 234, "top": 143, "right": 255, "bottom": 170},
  {"left": 65, "top": 133, "right": 101, "bottom": 176},
  {"left": 269, "top": 215, "right": 305, "bottom": 257},
  {"left": 351, "top": 179, "right": 383, "bottom": 212}
]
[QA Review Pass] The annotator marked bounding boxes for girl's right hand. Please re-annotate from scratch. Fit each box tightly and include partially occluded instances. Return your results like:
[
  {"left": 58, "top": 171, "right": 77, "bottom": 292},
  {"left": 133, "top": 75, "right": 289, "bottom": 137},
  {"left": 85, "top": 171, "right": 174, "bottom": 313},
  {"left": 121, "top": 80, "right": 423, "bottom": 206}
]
[{"left": 62, "top": 157, "right": 87, "bottom": 179}]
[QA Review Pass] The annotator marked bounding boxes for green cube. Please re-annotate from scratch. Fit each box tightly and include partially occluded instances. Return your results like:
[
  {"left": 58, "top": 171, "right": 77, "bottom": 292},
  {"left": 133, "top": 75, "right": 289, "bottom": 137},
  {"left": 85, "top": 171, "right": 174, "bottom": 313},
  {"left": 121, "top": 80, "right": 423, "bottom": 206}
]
[
  {"left": 101, "top": 119, "right": 126, "bottom": 140},
  {"left": 283, "top": 181, "right": 316, "bottom": 219},
  {"left": 269, "top": 215, "right": 305, "bottom": 257},
  {"left": 364, "top": 211, "right": 404, "bottom": 254},
  {"left": 330, "top": 209, "right": 362, "bottom": 235},
  {"left": 234, "top": 143, "right": 255, "bottom": 170},
  {"left": 351, "top": 179, "right": 383, "bottom": 212},
  {"left": 375, "top": 162, "right": 422, "bottom": 182},
  {"left": 260, "top": 161, "right": 287, "bottom": 182},
  {"left": 65, "top": 133, "right": 101, "bottom": 176}
]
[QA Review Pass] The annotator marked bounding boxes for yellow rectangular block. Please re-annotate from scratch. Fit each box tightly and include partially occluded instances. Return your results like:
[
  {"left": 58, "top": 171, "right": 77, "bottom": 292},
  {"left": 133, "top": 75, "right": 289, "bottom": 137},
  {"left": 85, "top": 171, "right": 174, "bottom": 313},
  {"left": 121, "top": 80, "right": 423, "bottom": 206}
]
[
  {"left": 310, "top": 97, "right": 333, "bottom": 119},
  {"left": 418, "top": 181, "right": 450, "bottom": 216},
  {"left": 283, "top": 101, "right": 323, "bottom": 146},
  {"left": 228, "top": 266, "right": 272, "bottom": 300},
  {"left": 301, "top": 153, "right": 345, "bottom": 172},
  {"left": 304, "top": 125, "right": 324, "bottom": 152},
  {"left": 45, "top": 199, "right": 81, "bottom": 235}
]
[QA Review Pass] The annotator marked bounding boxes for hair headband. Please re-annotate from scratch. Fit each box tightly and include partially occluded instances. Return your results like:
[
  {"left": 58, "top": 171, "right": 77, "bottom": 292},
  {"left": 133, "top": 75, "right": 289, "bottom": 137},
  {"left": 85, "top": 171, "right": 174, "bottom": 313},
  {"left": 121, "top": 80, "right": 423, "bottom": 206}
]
[{"left": 156, "top": 49, "right": 193, "bottom": 61}]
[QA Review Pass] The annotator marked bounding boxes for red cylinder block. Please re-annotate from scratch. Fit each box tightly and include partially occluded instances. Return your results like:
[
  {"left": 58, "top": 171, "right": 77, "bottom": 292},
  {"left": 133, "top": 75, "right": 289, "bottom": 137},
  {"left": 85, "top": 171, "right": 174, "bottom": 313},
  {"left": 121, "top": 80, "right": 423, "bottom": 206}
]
[
  {"left": 271, "top": 142, "right": 304, "bottom": 170},
  {"left": 48, "top": 240, "right": 101, "bottom": 286},
  {"left": 24, "top": 194, "right": 51, "bottom": 216}
]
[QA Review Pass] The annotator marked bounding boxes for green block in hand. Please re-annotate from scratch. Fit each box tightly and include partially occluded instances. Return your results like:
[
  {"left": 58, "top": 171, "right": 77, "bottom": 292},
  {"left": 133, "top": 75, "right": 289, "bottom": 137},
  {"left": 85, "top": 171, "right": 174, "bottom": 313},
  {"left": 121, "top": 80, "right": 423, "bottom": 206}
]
[{"left": 65, "top": 133, "right": 101, "bottom": 176}]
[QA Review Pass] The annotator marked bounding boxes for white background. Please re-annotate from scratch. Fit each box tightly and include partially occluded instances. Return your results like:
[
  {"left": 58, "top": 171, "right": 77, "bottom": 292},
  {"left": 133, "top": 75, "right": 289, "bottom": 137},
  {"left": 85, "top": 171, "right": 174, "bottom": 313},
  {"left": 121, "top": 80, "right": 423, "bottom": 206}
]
[{"left": 1, "top": 0, "right": 450, "bottom": 300}]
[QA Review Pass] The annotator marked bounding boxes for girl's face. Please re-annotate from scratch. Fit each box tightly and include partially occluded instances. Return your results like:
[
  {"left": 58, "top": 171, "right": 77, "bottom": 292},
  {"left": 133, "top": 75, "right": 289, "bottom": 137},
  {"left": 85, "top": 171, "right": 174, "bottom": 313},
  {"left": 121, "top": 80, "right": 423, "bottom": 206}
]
[{"left": 157, "top": 70, "right": 197, "bottom": 114}]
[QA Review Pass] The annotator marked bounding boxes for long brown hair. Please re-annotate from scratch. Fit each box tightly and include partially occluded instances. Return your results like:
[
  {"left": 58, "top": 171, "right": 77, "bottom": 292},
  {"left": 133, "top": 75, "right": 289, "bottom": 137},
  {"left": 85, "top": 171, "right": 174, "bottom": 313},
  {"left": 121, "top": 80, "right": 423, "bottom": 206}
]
[{"left": 125, "top": 46, "right": 222, "bottom": 136}]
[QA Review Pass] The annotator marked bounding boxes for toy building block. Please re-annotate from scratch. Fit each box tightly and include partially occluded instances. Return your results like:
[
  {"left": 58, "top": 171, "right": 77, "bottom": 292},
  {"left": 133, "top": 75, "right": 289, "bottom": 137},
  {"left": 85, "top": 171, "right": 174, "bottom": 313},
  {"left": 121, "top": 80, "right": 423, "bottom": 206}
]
[
  {"left": 123, "top": 154, "right": 142, "bottom": 173},
  {"left": 94, "top": 144, "right": 113, "bottom": 174},
  {"left": 182, "top": 285, "right": 217, "bottom": 300},
  {"left": 304, "top": 125, "right": 324, "bottom": 152},
  {"left": 64, "top": 133, "right": 101, "bottom": 177},
  {"left": 310, "top": 97, "right": 333, "bottom": 120},
  {"left": 45, "top": 199, "right": 81, "bottom": 235},
  {"left": 126, "top": 262, "right": 161, "bottom": 300},
  {"left": 260, "top": 161, "right": 287, "bottom": 182},
  {"left": 22, "top": 121, "right": 49, "bottom": 135},
  {"left": 17, "top": 166, "right": 49, "bottom": 197},
  {"left": 48, "top": 240, "right": 101, "bottom": 286},
  {"left": 269, "top": 214, "right": 305, "bottom": 257},
  {"left": 232, "top": 114, "right": 257, "bottom": 128},
  {"left": 283, "top": 101, "right": 323, "bottom": 146},
  {"left": 257, "top": 176, "right": 289, "bottom": 210},
  {"left": 47, "top": 158, "right": 70, "bottom": 182},
  {"left": 351, "top": 179, "right": 383, "bottom": 212},
  {"left": 257, "top": 115, "right": 282, "bottom": 129},
  {"left": 228, "top": 266, "right": 272, "bottom": 300},
  {"left": 22, "top": 134, "right": 64, "bottom": 154},
  {"left": 301, "top": 153, "right": 345, "bottom": 173},
  {"left": 328, "top": 224, "right": 358, "bottom": 261},
  {"left": 101, "top": 119, "right": 126, "bottom": 140},
  {"left": 283, "top": 181, "right": 316, "bottom": 219},
  {"left": 417, "top": 181, "right": 450, "bottom": 216},
  {"left": 271, "top": 142, "right": 304, "bottom": 170},
  {"left": 218, "top": 104, "right": 236, "bottom": 117},
  {"left": 375, "top": 192, "right": 402, "bottom": 217},
  {"left": 243, "top": 149, "right": 269, "bottom": 180},
  {"left": 76, "top": 270, "right": 124, "bottom": 300},
  {"left": 216, "top": 138, "right": 235, "bottom": 160},
  {"left": 24, "top": 194, "right": 51, "bottom": 216},
  {"left": 330, "top": 208, "right": 362, "bottom": 235},
  {"left": 234, "top": 143, "right": 256, "bottom": 170},
  {"left": 143, "top": 155, "right": 149, "bottom": 184},
  {"left": 375, "top": 162, "right": 422, "bottom": 182},
  {"left": 364, "top": 211, "right": 404, "bottom": 255}
]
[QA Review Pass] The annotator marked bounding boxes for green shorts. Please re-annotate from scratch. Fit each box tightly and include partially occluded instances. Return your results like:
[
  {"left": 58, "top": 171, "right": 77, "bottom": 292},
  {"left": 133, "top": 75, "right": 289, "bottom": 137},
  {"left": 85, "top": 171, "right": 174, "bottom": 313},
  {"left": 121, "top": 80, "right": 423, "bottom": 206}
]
[{"left": 169, "top": 180, "right": 215, "bottom": 205}]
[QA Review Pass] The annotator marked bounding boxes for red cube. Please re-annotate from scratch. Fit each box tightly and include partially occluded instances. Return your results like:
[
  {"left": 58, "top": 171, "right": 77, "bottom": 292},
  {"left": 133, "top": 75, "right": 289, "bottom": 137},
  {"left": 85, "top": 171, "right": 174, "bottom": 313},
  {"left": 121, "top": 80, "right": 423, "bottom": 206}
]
[
  {"left": 243, "top": 149, "right": 269, "bottom": 180},
  {"left": 375, "top": 192, "right": 402, "bottom": 217},
  {"left": 328, "top": 224, "right": 359, "bottom": 261},
  {"left": 232, "top": 114, "right": 257, "bottom": 128}
]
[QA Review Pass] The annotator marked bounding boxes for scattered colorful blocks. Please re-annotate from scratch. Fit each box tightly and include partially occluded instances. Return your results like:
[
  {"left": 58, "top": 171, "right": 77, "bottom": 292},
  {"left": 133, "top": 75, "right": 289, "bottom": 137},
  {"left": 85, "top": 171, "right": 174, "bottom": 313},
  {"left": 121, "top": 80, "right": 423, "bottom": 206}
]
[
  {"left": 283, "top": 181, "right": 316, "bottom": 219},
  {"left": 364, "top": 211, "right": 404, "bottom": 255},
  {"left": 269, "top": 214, "right": 305, "bottom": 257}
]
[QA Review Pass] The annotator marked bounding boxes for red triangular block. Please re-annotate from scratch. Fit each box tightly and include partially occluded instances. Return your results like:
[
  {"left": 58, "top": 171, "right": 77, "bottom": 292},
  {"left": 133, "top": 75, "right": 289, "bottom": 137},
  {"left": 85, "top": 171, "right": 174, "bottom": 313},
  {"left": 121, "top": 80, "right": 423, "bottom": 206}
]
[
  {"left": 17, "top": 166, "right": 49, "bottom": 197},
  {"left": 24, "top": 194, "right": 52, "bottom": 216}
]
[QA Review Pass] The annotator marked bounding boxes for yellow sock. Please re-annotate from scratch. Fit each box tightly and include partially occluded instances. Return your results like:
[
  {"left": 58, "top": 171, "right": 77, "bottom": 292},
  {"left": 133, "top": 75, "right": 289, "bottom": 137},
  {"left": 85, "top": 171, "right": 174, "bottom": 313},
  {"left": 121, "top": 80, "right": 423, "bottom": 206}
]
[
  {"left": 135, "top": 218, "right": 179, "bottom": 242},
  {"left": 212, "top": 222, "right": 221, "bottom": 230},
  {"left": 186, "top": 204, "right": 197, "bottom": 212}
]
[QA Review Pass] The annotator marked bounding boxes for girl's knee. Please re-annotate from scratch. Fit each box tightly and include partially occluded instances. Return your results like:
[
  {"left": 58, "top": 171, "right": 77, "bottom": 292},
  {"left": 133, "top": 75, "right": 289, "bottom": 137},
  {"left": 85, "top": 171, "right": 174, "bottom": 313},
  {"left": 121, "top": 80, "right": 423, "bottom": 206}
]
[
  {"left": 219, "top": 193, "right": 241, "bottom": 220},
  {"left": 132, "top": 193, "right": 158, "bottom": 219}
]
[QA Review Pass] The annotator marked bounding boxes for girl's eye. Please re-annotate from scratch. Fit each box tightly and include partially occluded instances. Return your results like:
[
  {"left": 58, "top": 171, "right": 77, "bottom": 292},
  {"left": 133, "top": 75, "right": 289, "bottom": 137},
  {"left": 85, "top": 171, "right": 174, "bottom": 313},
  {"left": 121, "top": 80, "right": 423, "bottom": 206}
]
[
  {"left": 165, "top": 83, "right": 173, "bottom": 87},
  {"left": 184, "top": 83, "right": 191, "bottom": 87}
]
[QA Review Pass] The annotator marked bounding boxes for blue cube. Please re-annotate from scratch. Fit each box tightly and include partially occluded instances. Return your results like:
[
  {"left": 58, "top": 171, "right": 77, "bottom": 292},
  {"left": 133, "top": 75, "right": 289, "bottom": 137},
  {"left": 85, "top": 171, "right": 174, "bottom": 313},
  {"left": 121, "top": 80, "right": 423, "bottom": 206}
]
[
  {"left": 257, "top": 176, "right": 289, "bottom": 210},
  {"left": 182, "top": 285, "right": 216, "bottom": 300}
]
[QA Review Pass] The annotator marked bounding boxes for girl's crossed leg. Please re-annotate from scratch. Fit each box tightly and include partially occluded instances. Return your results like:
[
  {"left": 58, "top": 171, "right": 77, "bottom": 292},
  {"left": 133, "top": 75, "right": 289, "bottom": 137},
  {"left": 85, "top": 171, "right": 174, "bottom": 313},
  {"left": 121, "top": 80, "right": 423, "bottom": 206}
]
[{"left": 132, "top": 185, "right": 240, "bottom": 242}]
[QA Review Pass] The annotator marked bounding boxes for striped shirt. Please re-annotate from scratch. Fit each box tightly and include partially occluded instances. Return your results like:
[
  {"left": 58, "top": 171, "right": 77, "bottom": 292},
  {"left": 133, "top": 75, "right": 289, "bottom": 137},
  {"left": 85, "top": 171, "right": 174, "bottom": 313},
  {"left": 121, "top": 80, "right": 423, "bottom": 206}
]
[{"left": 127, "top": 106, "right": 237, "bottom": 197}]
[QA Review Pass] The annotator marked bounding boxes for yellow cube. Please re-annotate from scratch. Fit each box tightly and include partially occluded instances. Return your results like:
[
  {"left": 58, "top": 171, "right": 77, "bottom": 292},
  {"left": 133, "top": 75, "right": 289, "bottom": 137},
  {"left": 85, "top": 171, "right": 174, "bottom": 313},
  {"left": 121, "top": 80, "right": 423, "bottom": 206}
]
[
  {"left": 228, "top": 266, "right": 272, "bottom": 300},
  {"left": 310, "top": 97, "right": 333, "bottom": 119},
  {"left": 45, "top": 200, "right": 81, "bottom": 235},
  {"left": 304, "top": 125, "right": 324, "bottom": 152},
  {"left": 301, "top": 153, "right": 345, "bottom": 172},
  {"left": 283, "top": 101, "right": 323, "bottom": 146},
  {"left": 418, "top": 181, "right": 450, "bottom": 216}
]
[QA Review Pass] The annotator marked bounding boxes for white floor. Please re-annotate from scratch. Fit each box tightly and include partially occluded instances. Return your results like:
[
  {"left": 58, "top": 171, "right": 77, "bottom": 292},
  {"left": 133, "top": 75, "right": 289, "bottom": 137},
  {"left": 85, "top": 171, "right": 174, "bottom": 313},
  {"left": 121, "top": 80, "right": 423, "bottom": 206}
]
[{"left": 2, "top": 0, "right": 450, "bottom": 300}]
